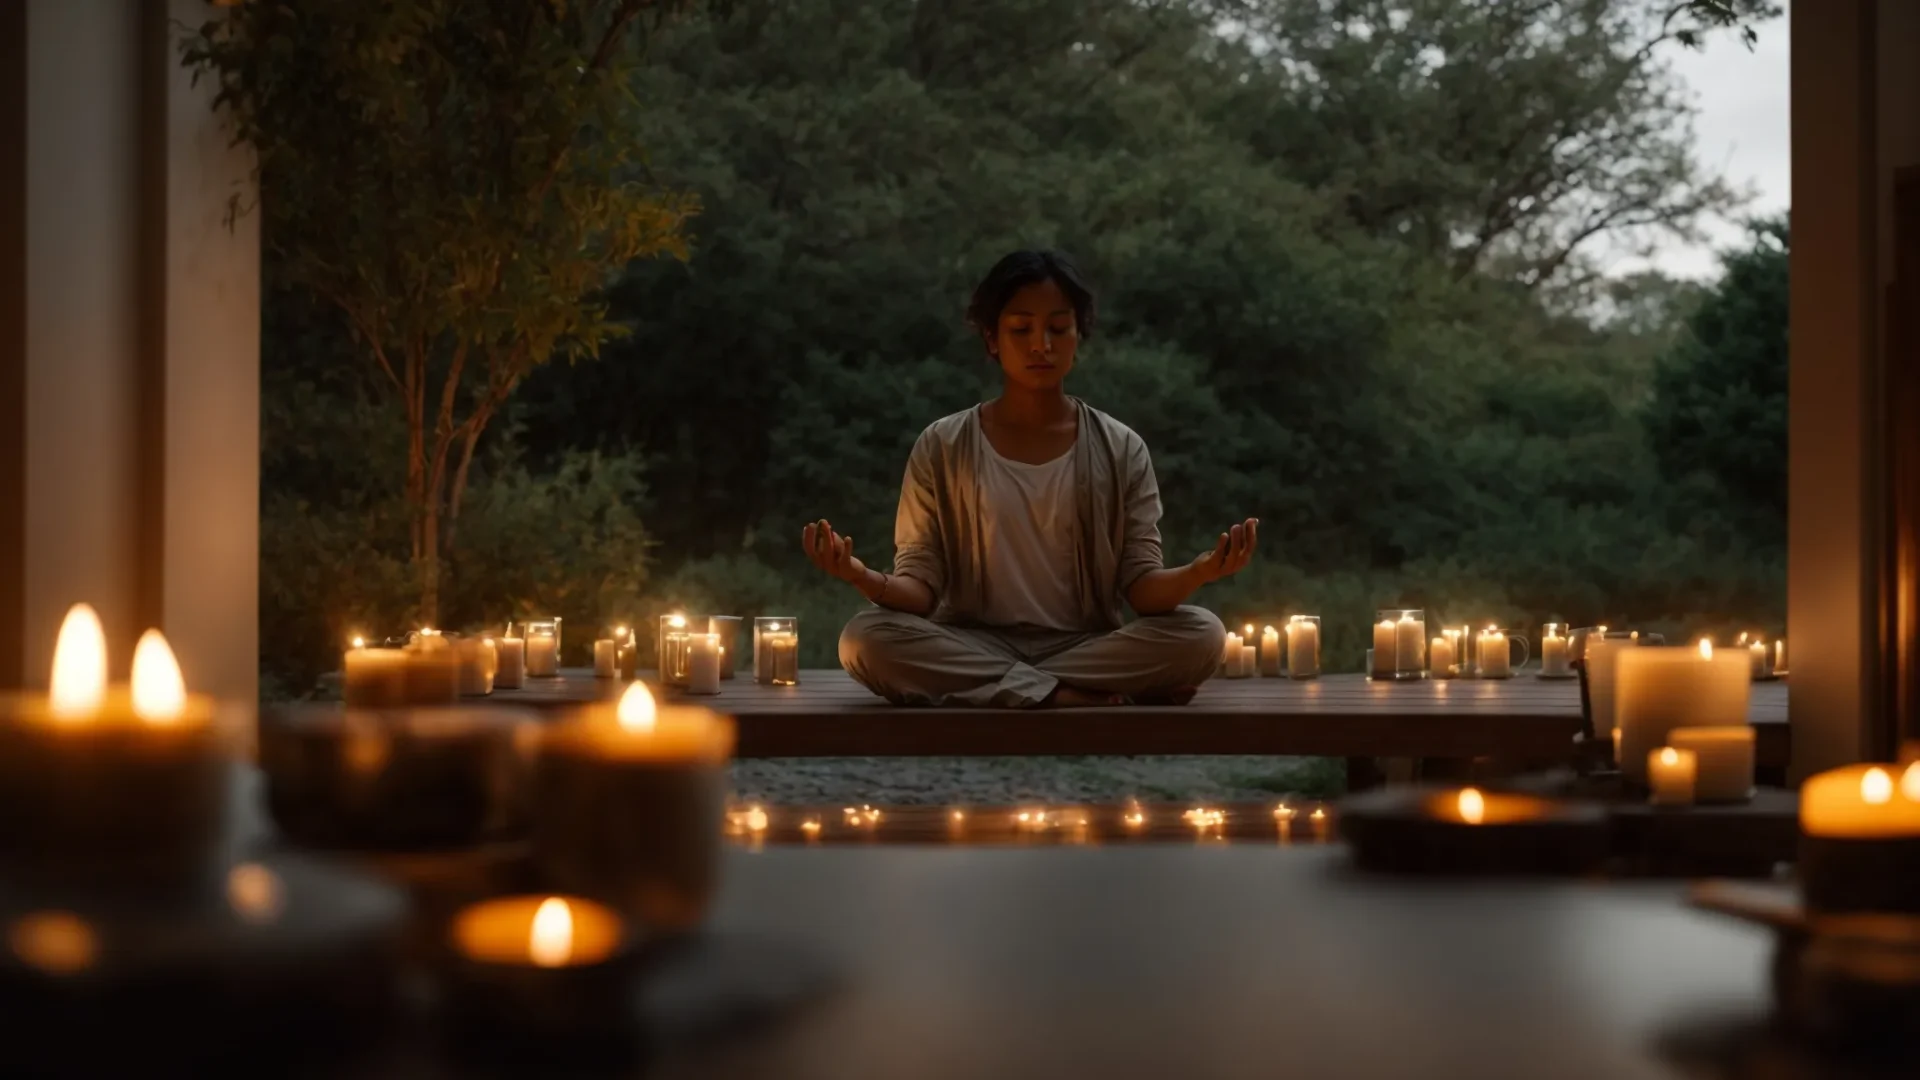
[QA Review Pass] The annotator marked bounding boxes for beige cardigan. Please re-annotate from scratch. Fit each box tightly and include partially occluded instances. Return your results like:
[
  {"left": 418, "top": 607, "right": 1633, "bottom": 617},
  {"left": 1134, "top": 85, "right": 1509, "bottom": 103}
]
[{"left": 890, "top": 399, "right": 1165, "bottom": 631}]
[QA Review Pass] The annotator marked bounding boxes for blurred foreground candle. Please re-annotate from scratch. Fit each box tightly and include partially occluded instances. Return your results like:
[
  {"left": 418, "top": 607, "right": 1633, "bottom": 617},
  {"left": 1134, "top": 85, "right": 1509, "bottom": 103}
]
[
  {"left": 592, "top": 638, "right": 617, "bottom": 679},
  {"left": 493, "top": 634, "right": 526, "bottom": 690},
  {"left": 1647, "top": 747, "right": 1698, "bottom": 806},
  {"left": 1259, "top": 625, "right": 1282, "bottom": 676},
  {"left": 1614, "top": 640, "right": 1749, "bottom": 785},
  {"left": 686, "top": 634, "right": 722, "bottom": 695},
  {"left": 343, "top": 639, "right": 408, "bottom": 708},
  {"left": 0, "top": 607, "right": 227, "bottom": 881},
  {"left": 443, "top": 895, "right": 639, "bottom": 1047},
  {"left": 1667, "top": 726, "right": 1755, "bottom": 803},
  {"left": 1540, "top": 624, "right": 1571, "bottom": 677},
  {"left": 754, "top": 618, "right": 799, "bottom": 686},
  {"left": 524, "top": 621, "right": 560, "bottom": 678},
  {"left": 531, "top": 684, "right": 735, "bottom": 930},
  {"left": 1286, "top": 616, "right": 1320, "bottom": 678},
  {"left": 1799, "top": 763, "right": 1920, "bottom": 914}
]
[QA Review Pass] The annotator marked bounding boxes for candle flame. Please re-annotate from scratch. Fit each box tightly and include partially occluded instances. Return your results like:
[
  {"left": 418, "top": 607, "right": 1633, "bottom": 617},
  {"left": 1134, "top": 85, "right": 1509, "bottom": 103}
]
[
  {"left": 744, "top": 806, "right": 769, "bottom": 833},
  {"left": 131, "top": 630, "right": 187, "bottom": 723},
  {"left": 1244, "top": 624, "right": 1254, "bottom": 636},
  {"left": 1698, "top": 639, "right": 1713, "bottom": 659},
  {"left": 1399, "top": 612, "right": 1415, "bottom": 623},
  {"left": 950, "top": 809, "right": 965, "bottom": 823},
  {"left": 528, "top": 898, "right": 573, "bottom": 968},
  {"left": 1273, "top": 803, "right": 1295, "bottom": 821},
  {"left": 667, "top": 613, "right": 687, "bottom": 629},
  {"left": 226, "top": 863, "right": 284, "bottom": 924},
  {"left": 614, "top": 625, "right": 627, "bottom": 638},
  {"left": 1862, "top": 767, "right": 1894, "bottom": 805},
  {"left": 49, "top": 604, "right": 107, "bottom": 719},
  {"left": 1737, "top": 632, "right": 1747, "bottom": 645},
  {"left": 615, "top": 682, "right": 656, "bottom": 733},
  {"left": 1457, "top": 787, "right": 1486, "bottom": 825},
  {"left": 1897, "top": 762, "right": 1920, "bottom": 801},
  {"left": 8, "top": 911, "right": 96, "bottom": 975},
  {"left": 800, "top": 818, "right": 822, "bottom": 835},
  {"left": 1123, "top": 807, "right": 1146, "bottom": 828},
  {"left": 1310, "top": 808, "right": 1327, "bottom": 821},
  {"left": 351, "top": 636, "right": 365, "bottom": 649},
  {"left": 1659, "top": 747, "right": 1679, "bottom": 767},
  {"left": 1263, "top": 624, "right": 1275, "bottom": 634},
  {"left": 1597, "top": 625, "right": 1608, "bottom": 634}
]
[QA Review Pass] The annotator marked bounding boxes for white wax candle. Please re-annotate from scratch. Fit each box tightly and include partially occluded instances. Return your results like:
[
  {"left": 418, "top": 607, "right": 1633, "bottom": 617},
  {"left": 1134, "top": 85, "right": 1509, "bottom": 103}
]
[
  {"left": 1614, "top": 642, "right": 1750, "bottom": 785},
  {"left": 1395, "top": 614, "right": 1423, "bottom": 673},
  {"left": 1239, "top": 645, "right": 1256, "bottom": 679},
  {"left": 344, "top": 644, "right": 409, "bottom": 708},
  {"left": 1541, "top": 628, "right": 1570, "bottom": 675},
  {"left": 686, "top": 634, "right": 721, "bottom": 694},
  {"left": 593, "top": 638, "right": 617, "bottom": 678},
  {"left": 527, "top": 633, "right": 559, "bottom": 677},
  {"left": 457, "top": 637, "right": 496, "bottom": 696},
  {"left": 1429, "top": 635, "right": 1455, "bottom": 676},
  {"left": 1647, "top": 746, "right": 1698, "bottom": 806},
  {"left": 494, "top": 636, "right": 526, "bottom": 689},
  {"left": 1747, "top": 639, "right": 1770, "bottom": 680},
  {"left": 1477, "top": 629, "right": 1510, "bottom": 677},
  {"left": 1801, "top": 763, "right": 1920, "bottom": 838},
  {"left": 1286, "top": 619, "right": 1319, "bottom": 678},
  {"left": 1584, "top": 637, "right": 1632, "bottom": 743},
  {"left": 1259, "top": 626, "right": 1282, "bottom": 676},
  {"left": 1371, "top": 620, "right": 1396, "bottom": 677},
  {"left": 1223, "top": 632, "right": 1243, "bottom": 678},
  {"left": 1774, "top": 639, "right": 1788, "bottom": 674},
  {"left": 1668, "top": 726, "right": 1754, "bottom": 802}
]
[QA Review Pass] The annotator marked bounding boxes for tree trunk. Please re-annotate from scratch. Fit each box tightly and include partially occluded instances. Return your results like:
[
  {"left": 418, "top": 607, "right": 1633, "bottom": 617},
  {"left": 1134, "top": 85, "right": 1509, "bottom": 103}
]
[{"left": 419, "top": 500, "right": 441, "bottom": 628}]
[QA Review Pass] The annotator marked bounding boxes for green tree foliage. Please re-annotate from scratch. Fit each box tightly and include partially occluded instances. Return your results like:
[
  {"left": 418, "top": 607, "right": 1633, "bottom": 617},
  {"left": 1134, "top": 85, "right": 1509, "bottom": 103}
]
[{"left": 185, "top": 0, "right": 702, "bottom": 623}]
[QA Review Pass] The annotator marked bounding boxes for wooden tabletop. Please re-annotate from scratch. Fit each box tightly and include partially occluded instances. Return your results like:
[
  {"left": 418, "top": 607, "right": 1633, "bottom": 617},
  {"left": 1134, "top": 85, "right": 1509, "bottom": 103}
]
[
  {"left": 482, "top": 669, "right": 1791, "bottom": 767},
  {"left": 651, "top": 846, "right": 1782, "bottom": 1080}
]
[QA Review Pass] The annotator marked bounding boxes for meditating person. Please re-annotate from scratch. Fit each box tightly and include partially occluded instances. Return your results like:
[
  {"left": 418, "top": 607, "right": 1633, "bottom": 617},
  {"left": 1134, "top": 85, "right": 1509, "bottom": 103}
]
[{"left": 803, "top": 249, "right": 1258, "bottom": 708}]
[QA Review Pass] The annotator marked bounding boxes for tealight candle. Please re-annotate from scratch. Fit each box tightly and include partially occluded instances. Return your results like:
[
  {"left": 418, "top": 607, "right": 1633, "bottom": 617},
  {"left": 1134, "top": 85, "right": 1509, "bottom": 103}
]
[
  {"left": 686, "top": 633, "right": 722, "bottom": 694},
  {"left": 493, "top": 635, "right": 526, "bottom": 690},
  {"left": 442, "top": 895, "right": 639, "bottom": 1047},
  {"left": 592, "top": 638, "right": 617, "bottom": 679},
  {"left": 1259, "top": 625, "right": 1282, "bottom": 677},
  {"left": 530, "top": 684, "right": 735, "bottom": 931},
  {"left": 1798, "top": 763, "right": 1920, "bottom": 913},
  {"left": 1667, "top": 726, "right": 1755, "bottom": 802},
  {"left": 0, "top": 607, "right": 228, "bottom": 884},
  {"left": 1647, "top": 747, "right": 1698, "bottom": 806},
  {"left": 1614, "top": 641, "right": 1749, "bottom": 785},
  {"left": 1285, "top": 616, "right": 1320, "bottom": 678}
]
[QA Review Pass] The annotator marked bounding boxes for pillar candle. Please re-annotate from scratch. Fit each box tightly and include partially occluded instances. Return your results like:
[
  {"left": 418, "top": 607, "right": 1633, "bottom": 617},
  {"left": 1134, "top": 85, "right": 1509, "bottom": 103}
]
[
  {"left": 344, "top": 641, "right": 410, "bottom": 708},
  {"left": 1239, "top": 644, "right": 1256, "bottom": 678},
  {"left": 1540, "top": 627, "right": 1570, "bottom": 676},
  {"left": 526, "top": 633, "right": 559, "bottom": 678},
  {"left": 1746, "top": 637, "right": 1770, "bottom": 679},
  {"left": 1429, "top": 634, "right": 1455, "bottom": 676},
  {"left": 1259, "top": 625, "right": 1282, "bottom": 676},
  {"left": 1667, "top": 726, "right": 1755, "bottom": 802},
  {"left": 1223, "top": 632, "right": 1244, "bottom": 677},
  {"left": 615, "top": 629, "right": 639, "bottom": 679},
  {"left": 1773, "top": 639, "right": 1788, "bottom": 675},
  {"left": 1371, "top": 620, "right": 1396, "bottom": 677},
  {"left": 1584, "top": 637, "right": 1631, "bottom": 743},
  {"left": 1613, "top": 641, "right": 1750, "bottom": 785},
  {"left": 1647, "top": 747, "right": 1697, "bottom": 806},
  {"left": 494, "top": 636, "right": 526, "bottom": 690},
  {"left": 1286, "top": 618, "right": 1320, "bottom": 678},
  {"left": 592, "top": 639, "right": 617, "bottom": 679},
  {"left": 1395, "top": 613, "right": 1424, "bottom": 673},
  {"left": 686, "top": 634, "right": 721, "bottom": 695},
  {"left": 1476, "top": 629, "right": 1510, "bottom": 678},
  {"left": 457, "top": 637, "right": 497, "bottom": 696},
  {"left": 404, "top": 638, "right": 461, "bottom": 705}
]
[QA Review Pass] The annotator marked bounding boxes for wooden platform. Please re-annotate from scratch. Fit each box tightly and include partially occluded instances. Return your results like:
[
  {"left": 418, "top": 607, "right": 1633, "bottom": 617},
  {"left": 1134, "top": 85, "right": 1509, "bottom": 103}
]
[{"left": 482, "top": 668, "right": 1791, "bottom": 769}]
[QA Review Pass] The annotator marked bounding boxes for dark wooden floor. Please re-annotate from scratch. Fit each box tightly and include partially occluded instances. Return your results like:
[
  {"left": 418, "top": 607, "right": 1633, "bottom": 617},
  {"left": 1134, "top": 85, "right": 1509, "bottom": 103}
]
[{"left": 482, "top": 668, "right": 1791, "bottom": 767}]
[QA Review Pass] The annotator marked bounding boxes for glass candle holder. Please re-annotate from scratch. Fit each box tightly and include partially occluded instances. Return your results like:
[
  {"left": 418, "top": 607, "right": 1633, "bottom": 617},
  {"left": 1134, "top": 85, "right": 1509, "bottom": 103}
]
[
  {"left": 657, "top": 614, "right": 693, "bottom": 688},
  {"left": 1473, "top": 627, "right": 1530, "bottom": 678},
  {"left": 1284, "top": 616, "right": 1321, "bottom": 679},
  {"left": 707, "top": 616, "right": 743, "bottom": 680},
  {"left": 754, "top": 618, "right": 800, "bottom": 686},
  {"left": 1430, "top": 626, "right": 1464, "bottom": 679},
  {"left": 1371, "top": 609, "right": 1426, "bottom": 679},
  {"left": 524, "top": 620, "right": 560, "bottom": 678},
  {"left": 1539, "top": 623, "right": 1574, "bottom": 678}
]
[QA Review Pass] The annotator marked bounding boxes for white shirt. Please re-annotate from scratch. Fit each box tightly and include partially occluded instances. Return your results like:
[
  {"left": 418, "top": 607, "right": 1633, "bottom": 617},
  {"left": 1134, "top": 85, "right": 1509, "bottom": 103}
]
[{"left": 976, "top": 418, "right": 1082, "bottom": 630}]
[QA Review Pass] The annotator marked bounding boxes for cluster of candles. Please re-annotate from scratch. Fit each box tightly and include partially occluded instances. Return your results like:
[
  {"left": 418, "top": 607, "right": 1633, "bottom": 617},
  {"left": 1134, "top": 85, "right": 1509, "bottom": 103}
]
[
  {"left": 1219, "top": 616, "right": 1321, "bottom": 679},
  {"left": 343, "top": 621, "right": 562, "bottom": 707},
  {"left": 655, "top": 614, "right": 800, "bottom": 692}
]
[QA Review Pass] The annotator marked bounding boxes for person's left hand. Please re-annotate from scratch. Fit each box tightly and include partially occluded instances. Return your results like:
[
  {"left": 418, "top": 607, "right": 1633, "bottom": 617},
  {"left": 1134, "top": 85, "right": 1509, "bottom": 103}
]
[{"left": 1188, "top": 518, "right": 1259, "bottom": 584}]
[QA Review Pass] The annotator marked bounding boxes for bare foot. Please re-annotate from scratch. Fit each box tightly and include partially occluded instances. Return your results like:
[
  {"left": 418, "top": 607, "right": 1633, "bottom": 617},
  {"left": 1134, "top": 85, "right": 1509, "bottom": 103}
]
[
  {"left": 1132, "top": 686, "right": 1199, "bottom": 706},
  {"left": 1048, "top": 686, "right": 1126, "bottom": 708}
]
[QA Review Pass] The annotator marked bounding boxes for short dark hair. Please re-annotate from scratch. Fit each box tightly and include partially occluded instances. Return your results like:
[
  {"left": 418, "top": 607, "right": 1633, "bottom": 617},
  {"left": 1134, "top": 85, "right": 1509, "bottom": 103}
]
[{"left": 965, "top": 249, "right": 1097, "bottom": 349}]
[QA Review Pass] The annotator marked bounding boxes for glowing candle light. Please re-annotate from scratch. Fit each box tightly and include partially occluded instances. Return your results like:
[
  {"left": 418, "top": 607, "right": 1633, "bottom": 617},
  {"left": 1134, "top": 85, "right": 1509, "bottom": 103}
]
[
  {"left": 1458, "top": 787, "right": 1486, "bottom": 825},
  {"left": 49, "top": 604, "right": 107, "bottom": 719}
]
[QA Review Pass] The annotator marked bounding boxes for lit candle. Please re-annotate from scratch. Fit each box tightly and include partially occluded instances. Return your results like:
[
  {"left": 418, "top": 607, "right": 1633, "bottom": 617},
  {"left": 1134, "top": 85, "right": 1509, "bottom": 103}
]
[
  {"left": 531, "top": 684, "right": 735, "bottom": 930},
  {"left": 1274, "top": 803, "right": 1295, "bottom": 842},
  {"left": 659, "top": 614, "right": 692, "bottom": 687},
  {"left": 443, "top": 895, "right": 638, "bottom": 1044},
  {"left": 1773, "top": 639, "right": 1788, "bottom": 676},
  {"left": 1476, "top": 627, "right": 1511, "bottom": 678},
  {"left": 1430, "top": 633, "right": 1456, "bottom": 677},
  {"left": 614, "top": 627, "right": 639, "bottom": 679},
  {"left": 1223, "top": 631, "right": 1246, "bottom": 678},
  {"left": 1427, "top": 787, "right": 1553, "bottom": 825},
  {"left": 1285, "top": 616, "right": 1320, "bottom": 678},
  {"left": 457, "top": 636, "right": 497, "bottom": 696},
  {"left": 0, "top": 606, "right": 227, "bottom": 880},
  {"left": 1371, "top": 619, "right": 1396, "bottom": 677},
  {"left": 403, "top": 631, "right": 461, "bottom": 704},
  {"left": 1540, "top": 624, "right": 1571, "bottom": 677},
  {"left": 761, "top": 629, "right": 798, "bottom": 686},
  {"left": 525, "top": 626, "right": 559, "bottom": 678},
  {"left": 592, "top": 638, "right": 617, "bottom": 679},
  {"left": 1239, "top": 643, "right": 1256, "bottom": 678},
  {"left": 1798, "top": 763, "right": 1920, "bottom": 914},
  {"left": 493, "top": 634, "right": 526, "bottom": 690},
  {"left": 343, "top": 638, "right": 409, "bottom": 707},
  {"left": 1310, "top": 806, "right": 1329, "bottom": 842},
  {"left": 1259, "top": 625, "right": 1282, "bottom": 676},
  {"left": 1613, "top": 641, "right": 1750, "bottom": 785},
  {"left": 1395, "top": 612, "right": 1424, "bottom": 674},
  {"left": 1647, "top": 747, "right": 1698, "bottom": 806},
  {"left": 1742, "top": 633, "right": 1770, "bottom": 679},
  {"left": 1584, "top": 634, "right": 1632, "bottom": 744},
  {"left": 1667, "top": 726, "right": 1755, "bottom": 802},
  {"left": 686, "top": 633, "right": 722, "bottom": 694}
]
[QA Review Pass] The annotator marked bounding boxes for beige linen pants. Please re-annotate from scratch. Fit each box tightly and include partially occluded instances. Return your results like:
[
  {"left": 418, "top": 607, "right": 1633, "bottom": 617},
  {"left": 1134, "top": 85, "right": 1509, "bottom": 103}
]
[{"left": 838, "top": 606, "right": 1225, "bottom": 708}]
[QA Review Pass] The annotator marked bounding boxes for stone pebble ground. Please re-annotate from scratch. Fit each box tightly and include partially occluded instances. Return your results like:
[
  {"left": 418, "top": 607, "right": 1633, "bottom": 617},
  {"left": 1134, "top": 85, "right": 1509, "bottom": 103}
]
[{"left": 728, "top": 755, "right": 1345, "bottom": 806}]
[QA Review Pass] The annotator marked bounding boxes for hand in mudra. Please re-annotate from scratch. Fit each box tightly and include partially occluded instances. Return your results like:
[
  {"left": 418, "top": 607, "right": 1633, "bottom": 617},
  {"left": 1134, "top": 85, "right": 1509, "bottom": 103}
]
[
  {"left": 802, "top": 519, "right": 869, "bottom": 585},
  {"left": 1188, "top": 518, "right": 1259, "bottom": 584}
]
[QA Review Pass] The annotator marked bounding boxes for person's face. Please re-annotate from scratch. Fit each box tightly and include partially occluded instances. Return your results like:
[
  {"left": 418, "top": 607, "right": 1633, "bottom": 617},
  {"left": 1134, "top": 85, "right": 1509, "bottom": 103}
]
[{"left": 988, "top": 278, "right": 1079, "bottom": 391}]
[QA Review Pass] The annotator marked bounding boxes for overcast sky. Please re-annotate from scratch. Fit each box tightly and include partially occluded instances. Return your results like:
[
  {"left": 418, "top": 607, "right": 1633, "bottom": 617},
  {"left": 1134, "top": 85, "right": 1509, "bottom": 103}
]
[{"left": 1611, "top": 6, "right": 1790, "bottom": 280}]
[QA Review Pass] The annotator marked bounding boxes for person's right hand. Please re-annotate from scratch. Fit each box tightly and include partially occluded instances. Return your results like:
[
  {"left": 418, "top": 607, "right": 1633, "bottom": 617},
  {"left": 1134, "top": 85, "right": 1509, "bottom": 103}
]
[{"left": 802, "top": 519, "right": 869, "bottom": 585}]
